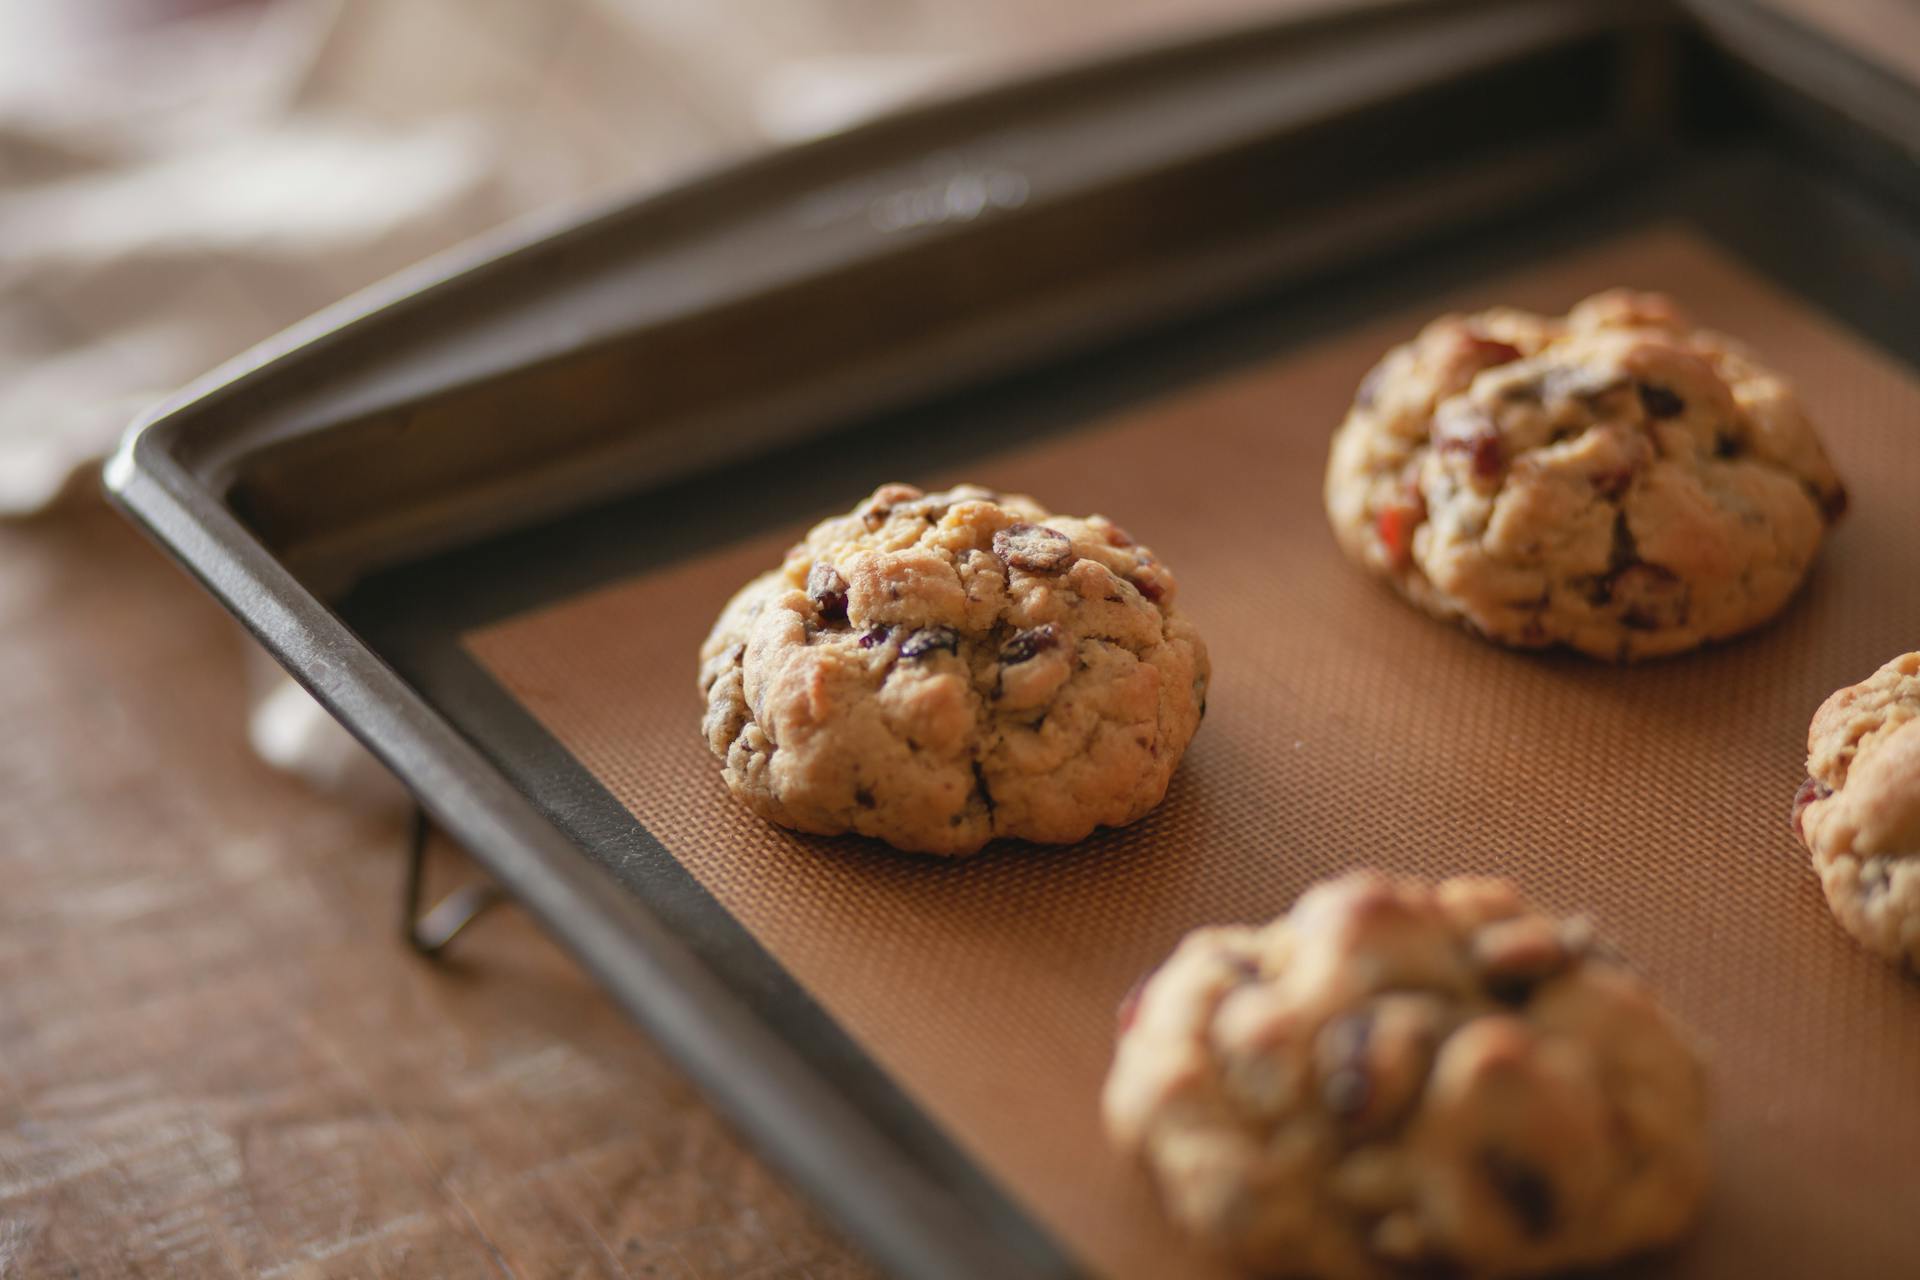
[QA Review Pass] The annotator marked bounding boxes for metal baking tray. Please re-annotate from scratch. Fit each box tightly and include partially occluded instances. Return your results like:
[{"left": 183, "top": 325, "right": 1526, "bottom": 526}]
[{"left": 108, "top": 2, "right": 1920, "bottom": 1276}]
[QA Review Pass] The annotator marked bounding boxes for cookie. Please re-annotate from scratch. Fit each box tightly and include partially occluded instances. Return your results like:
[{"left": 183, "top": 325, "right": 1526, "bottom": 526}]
[
  {"left": 697, "top": 483, "right": 1210, "bottom": 856},
  {"left": 1102, "top": 872, "right": 1709, "bottom": 1278},
  {"left": 1793, "top": 652, "right": 1920, "bottom": 966},
  {"left": 1325, "top": 289, "right": 1846, "bottom": 660}
]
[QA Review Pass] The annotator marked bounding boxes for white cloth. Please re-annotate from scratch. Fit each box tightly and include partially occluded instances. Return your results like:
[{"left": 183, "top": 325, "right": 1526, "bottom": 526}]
[{"left": 1, "top": 0, "right": 1280, "bottom": 802}]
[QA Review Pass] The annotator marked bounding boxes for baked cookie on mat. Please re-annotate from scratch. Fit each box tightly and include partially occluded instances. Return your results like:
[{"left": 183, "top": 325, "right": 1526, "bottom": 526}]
[
  {"left": 1793, "top": 652, "right": 1920, "bottom": 966},
  {"left": 698, "top": 483, "right": 1210, "bottom": 856},
  {"left": 1103, "top": 872, "right": 1710, "bottom": 1278},
  {"left": 1325, "top": 289, "right": 1846, "bottom": 660}
]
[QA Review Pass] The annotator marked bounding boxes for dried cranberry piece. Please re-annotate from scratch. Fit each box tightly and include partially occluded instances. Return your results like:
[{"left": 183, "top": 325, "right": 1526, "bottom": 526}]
[
  {"left": 1590, "top": 465, "right": 1636, "bottom": 499},
  {"left": 1463, "top": 334, "right": 1523, "bottom": 366},
  {"left": 858, "top": 482, "right": 924, "bottom": 529},
  {"left": 899, "top": 627, "right": 959, "bottom": 659},
  {"left": 992, "top": 523, "right": 1075, "bottom": 572},
  {"left": 1000, "top": 623, "right": 1063, "bottom": 664},
  {"left": 1636, "top": 382, "right": 1685, "bottom": 419},
  {"left": 1129, "top": 561, "right": 1169, "bottom": 603},
  {"left": 1375, "top": 499, "right": 1424, "bottom": 570},
  {"left": 807, "top": 563, "right": 849, "bottom": 619},
  {"left": 1440, "top": 428, "right": 1505, "bottom": 481},
  {"left": 857, "top": 626, "right": 889, "bottom": 650},
  {"left": 1791, "top": 775, "right": 1831, "bottom": 840},
  {"left": 1822, "top": 485, "right": 1850, "bottom": 523}
]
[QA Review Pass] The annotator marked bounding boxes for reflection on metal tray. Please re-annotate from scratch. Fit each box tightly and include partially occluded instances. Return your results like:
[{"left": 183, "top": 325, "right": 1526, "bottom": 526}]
[{"left": 109, "top": 2, "right": 1920, "bottom": 1277}]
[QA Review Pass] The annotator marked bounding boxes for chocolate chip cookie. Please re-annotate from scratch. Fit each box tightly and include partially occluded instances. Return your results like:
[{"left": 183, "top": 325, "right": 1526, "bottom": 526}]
[
  {"left": 1325, "top": 289, "right": 1846, "bottom": 660},
  {"left": 698, "top": 483, "right": 1210, "bottom": 856},
  {"left": 1103, "top": 872, "right": 1710, "bottom": 1277},
  {"left": 1793, "top": 652, "right": 1920, "bottom": 966}
]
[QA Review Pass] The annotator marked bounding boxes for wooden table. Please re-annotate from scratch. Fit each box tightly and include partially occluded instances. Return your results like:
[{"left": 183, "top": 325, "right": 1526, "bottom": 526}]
[{"left": 0, "top": 496, "right": 873, "bottom": 1277}]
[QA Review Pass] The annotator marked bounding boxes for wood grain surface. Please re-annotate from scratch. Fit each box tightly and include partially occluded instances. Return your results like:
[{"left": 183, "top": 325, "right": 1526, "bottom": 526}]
[{"left": 0, "top": 497, "right": 874, "bottom": 1278}]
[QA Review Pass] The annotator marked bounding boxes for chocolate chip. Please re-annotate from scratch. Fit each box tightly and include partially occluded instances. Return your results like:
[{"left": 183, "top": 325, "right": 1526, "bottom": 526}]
[
  {"left": 857, "top": 626, "right": 889, "bottom": 650},
  {"left": 1480, "top": 1150, "right": 1556, "bottom": 1238},
  {"left": 1613, "top": 563, "right": 1687, "bottom": 630},
  {"left": 899, "top": 626, "right": 959, "bottom": 659},
  {"left": 854, "top": 787, "right": 876, "bottom": 808},
  {"left": 1790, "top": 775, "right": 1831, "bottom": 839},
  {"left": 806, "top": 564, "right": 849, "bottom": 619},
  {"left": 1484, "top": 974, "right": 1538, "bottom": 1007},
  {"left": 1712, "top": 429, "right": 1741, "bottom": 459},
  {"left": 1472, "top": 916, "right": 1571, "bottom": 1004},
  {"left": 1636, "top": 381, "right": 1685, "bottom": 419},
  {"left": 999, "top": 623, "right": 1063, "bottom": 664},
  {"left": 1822, "top": 485, "right": 1850, "bottom": 522},
  {"left": 992, "top": 523, "right": 1075, "bottom": 572},
  {"left": 1323, "top": 1066, "right": 1371, "bottom": 1120}
]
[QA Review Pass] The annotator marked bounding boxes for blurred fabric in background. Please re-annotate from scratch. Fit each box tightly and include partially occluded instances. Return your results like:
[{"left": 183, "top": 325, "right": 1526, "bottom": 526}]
[
  {"left": 0, "top": 0, "right": 1318, "bottom": 517},
  {"left": 0, "top": 0, "right": 1328, "bottom": 802}
]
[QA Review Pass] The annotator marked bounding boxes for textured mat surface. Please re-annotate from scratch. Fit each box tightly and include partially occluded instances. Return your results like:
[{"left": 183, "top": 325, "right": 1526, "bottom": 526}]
[{"left": 468, "top": 227, "right": 1920, "bottom": 1278}]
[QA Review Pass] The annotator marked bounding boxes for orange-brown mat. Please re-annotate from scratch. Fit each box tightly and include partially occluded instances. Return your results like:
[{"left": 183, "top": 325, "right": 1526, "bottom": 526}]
[{"left": 466, "top": 227, "right": 1920, "bottom": 1278}]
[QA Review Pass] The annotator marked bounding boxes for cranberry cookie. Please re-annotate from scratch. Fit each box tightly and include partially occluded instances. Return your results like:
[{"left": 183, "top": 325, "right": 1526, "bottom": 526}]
[
  {"left": 1325, "top": 289, "right": 1846, "bottom": 660},
  {"left": 1103, "top": 873, "right": 1710, "bottom": 1278},
  {"left": 1793, "top": 652, "right": 1920, "bottom": 966},
  {"left": 698, "top": 483, "right": 1210, "bottom": 856}
]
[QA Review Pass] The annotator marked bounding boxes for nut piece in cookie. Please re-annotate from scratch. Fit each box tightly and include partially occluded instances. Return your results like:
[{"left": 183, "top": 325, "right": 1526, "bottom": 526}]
[
  {"left": 1102, "top": 872, "right": 1710, "bottom": 1277},
  {"left": 1794, "top": 652, "right": 1920, "bottom": 966},
  {"left": 696, "top": 483, "right": 1211, "bottom": 856},
  {"left": 1324, "top": 289, "right": 1846, "bottom": 660}
]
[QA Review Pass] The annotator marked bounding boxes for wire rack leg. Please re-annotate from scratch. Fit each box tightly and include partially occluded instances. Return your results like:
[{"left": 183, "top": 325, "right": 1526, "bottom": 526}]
[{"left": 402, "top": 804, "right": 505, "bottom": 956}]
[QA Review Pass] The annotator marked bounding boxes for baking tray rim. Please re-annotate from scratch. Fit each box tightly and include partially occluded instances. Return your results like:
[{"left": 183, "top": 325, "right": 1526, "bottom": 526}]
[{"left": 101, "top": 3, "right": 1920, "bottom": 1278}]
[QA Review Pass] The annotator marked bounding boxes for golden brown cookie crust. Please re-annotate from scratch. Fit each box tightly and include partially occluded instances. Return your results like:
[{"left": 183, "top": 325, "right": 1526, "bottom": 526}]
[
  {"left": 698, "top": 483, "right": 1210, "bottom": 856},
  {"left": 1795, "top": 652, "right": 1920, "bottom": 965},
  {"left": 1103, "top": 872, "right": 1710, "bottom": 1278},
  {"left": 1325, "top": 289, "right": 1845, "bottom": 660}
]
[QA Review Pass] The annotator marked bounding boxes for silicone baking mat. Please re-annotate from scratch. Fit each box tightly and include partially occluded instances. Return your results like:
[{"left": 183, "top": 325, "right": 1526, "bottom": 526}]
[{"left": 465, "top": 227, "right": 1920, "bottom": 1278}]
